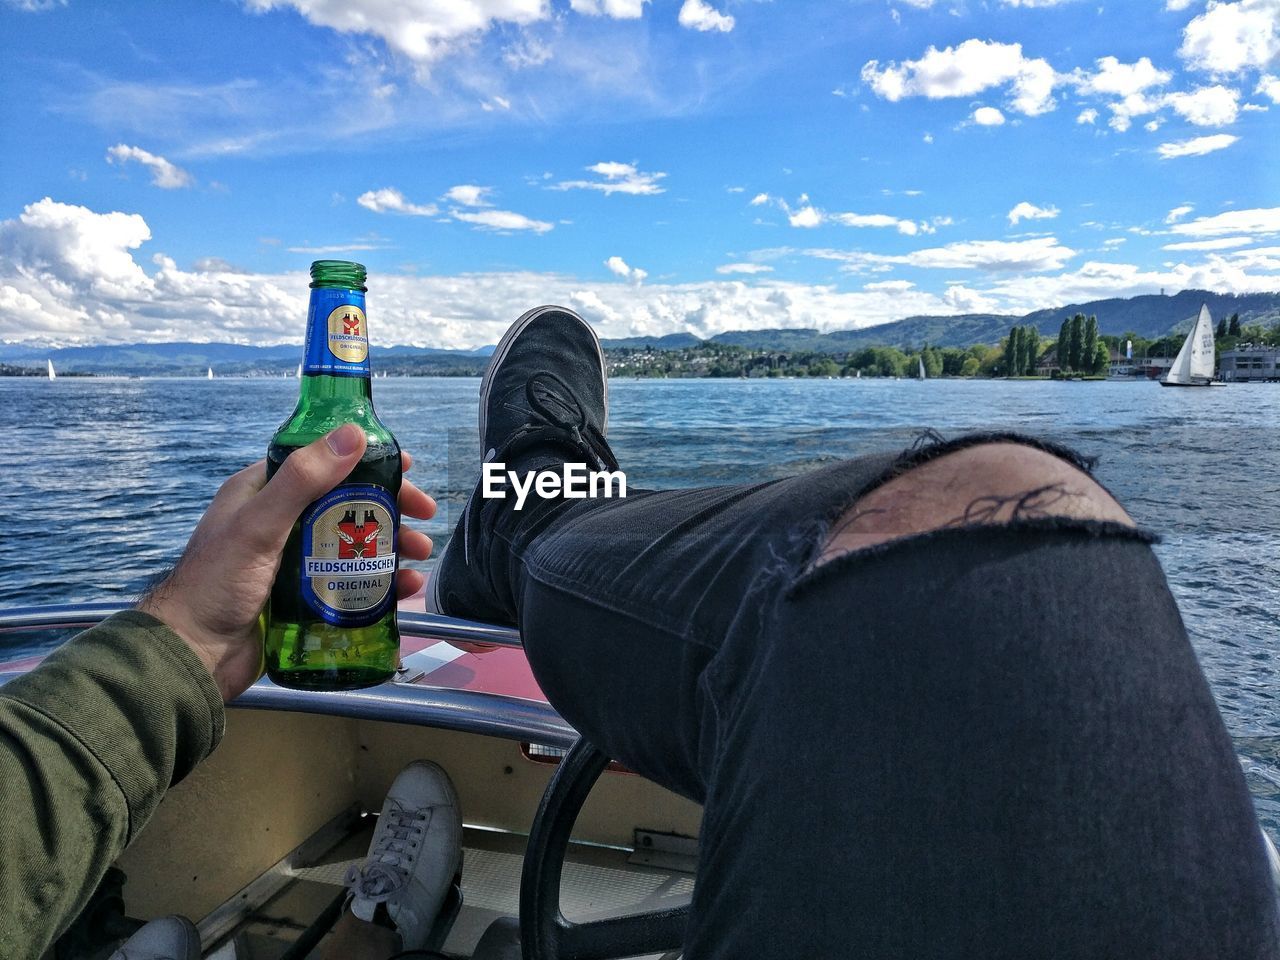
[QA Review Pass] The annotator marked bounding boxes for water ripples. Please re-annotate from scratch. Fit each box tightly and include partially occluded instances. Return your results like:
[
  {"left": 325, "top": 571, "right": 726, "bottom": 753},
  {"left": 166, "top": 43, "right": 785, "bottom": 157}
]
[{"left": 3, "top": 375, "right": 1279, "bottom": 803}]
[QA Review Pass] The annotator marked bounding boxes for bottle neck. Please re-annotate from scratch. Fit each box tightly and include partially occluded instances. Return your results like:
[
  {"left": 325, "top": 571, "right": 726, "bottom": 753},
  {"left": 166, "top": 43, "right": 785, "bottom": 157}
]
[{"left": 300, "top": 284, "right": 374, "bottom": 400}]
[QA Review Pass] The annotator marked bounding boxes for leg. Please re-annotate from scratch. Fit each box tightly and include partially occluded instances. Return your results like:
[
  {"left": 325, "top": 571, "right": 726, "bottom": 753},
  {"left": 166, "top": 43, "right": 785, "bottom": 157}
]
[
  {"left": 681, "top": 442, "right": 1278, "bottom": 958},
  {"left": 432, "top": 308, "right": 1276, "bottom": 954}
]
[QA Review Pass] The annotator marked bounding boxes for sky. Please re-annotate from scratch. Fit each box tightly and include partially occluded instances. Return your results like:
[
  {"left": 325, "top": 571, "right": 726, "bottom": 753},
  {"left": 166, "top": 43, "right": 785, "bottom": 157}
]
[{"left": 1, "top": 0, "right": 1278, "bottom": 349}]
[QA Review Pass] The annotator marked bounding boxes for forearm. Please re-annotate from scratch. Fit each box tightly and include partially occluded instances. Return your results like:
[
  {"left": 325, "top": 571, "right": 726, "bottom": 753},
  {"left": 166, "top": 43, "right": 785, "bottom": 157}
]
[{"left": 0, "top": 611, "right": 224, "bottom": 958}]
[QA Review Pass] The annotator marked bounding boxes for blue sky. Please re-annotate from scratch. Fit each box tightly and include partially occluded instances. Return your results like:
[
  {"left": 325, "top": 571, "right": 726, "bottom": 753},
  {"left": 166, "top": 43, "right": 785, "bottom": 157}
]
[{"left": 1, "top": 0, "right": 1277, "bottom": 348}]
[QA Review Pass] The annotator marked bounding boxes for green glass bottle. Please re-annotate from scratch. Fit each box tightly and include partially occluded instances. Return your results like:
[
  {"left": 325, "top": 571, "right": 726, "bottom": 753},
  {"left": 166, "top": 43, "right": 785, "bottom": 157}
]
[{"left": 265, "top": 260, "right": 401, "bottom": 690}]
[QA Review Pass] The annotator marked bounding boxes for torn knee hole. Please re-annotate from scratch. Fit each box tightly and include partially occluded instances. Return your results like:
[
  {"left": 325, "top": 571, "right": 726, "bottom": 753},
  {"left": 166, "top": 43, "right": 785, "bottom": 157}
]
[{"left": 813, "top": 441, "right": 1134, "bottom": 567}]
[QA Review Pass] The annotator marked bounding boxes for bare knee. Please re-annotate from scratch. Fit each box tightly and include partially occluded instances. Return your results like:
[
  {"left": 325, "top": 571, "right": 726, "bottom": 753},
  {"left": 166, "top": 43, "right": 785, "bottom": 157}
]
[{"left": 817, "top": 442, "right": 1134, "bottom": 565}]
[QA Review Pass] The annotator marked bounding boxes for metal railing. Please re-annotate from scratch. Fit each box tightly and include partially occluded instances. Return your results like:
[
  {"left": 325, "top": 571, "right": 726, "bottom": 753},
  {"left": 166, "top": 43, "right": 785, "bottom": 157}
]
[
  {"left": 0, "top": 602, "right": 524, "bottom": 648},
  {"left": 0, "top": 602, "right": 576, "bottom": 748}
]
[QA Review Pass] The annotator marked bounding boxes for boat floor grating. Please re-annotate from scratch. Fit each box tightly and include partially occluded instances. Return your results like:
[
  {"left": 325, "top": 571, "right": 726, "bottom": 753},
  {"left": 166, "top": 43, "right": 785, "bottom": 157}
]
[{"left": 206, "top": 825, "right": 691, "bottom": 959}]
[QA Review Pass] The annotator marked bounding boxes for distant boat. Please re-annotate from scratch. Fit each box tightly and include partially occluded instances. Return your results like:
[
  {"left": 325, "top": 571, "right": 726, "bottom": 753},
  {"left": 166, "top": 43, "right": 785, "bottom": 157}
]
[
  {"left": 296, "top": 363, "right": 302, "bottom": 378},
  {"left": 207, "top": 367, "right": 214, "bottom": 380},
  {"left": 918, "top": 356, "right": 926, "bottom": 380},
  {"left": 47, "top": 359, "right": 56, "bottom": 380},
  {"left": 1161, "top": 304, "right": 1224, "bottom": 387}
]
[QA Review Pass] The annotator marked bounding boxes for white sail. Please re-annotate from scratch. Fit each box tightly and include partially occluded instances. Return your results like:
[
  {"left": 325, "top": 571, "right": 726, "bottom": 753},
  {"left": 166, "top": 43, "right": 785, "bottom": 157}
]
[
  {"left": 296, "top": 363, "right": 302, "bottom": 377},
  {"left": 918, "top": 356, "right": 926, "bottom": 380},
  {"left": 47, "top": 359, "right": 56, "bottom": 380},
  {"left": 207, "top": 367, "right": 214, "bottom": 379},
  {"left": 1165, "top": 304, "right": 1216, "bottom": 384}
]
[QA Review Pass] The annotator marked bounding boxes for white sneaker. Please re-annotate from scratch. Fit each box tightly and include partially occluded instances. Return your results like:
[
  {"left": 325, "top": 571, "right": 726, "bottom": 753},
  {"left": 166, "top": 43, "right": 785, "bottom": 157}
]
[
  {"left": 343, "top": 760, "right": 463, "bottom": 950},
  {"left": 109, "top": 916, "right": 200, "bottom": 960}
]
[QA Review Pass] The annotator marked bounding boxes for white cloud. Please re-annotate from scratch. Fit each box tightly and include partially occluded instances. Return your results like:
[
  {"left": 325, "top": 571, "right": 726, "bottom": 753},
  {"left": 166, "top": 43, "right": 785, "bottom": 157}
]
[
  {"left": 4, "top": 0, "right": 67, "bottom": 10},
  {"left": 788, "top": 206, "right": 823, "bottom": 228},
  {"left": 1156, "top": 133, "right": 1240, "bottom": 157},
  {"left": 1179, "top": 0, "right": 1280, "bottom": 75},
  {"left": 1162, "top": 236, "right": 1257, "bottom": 250},
  {"left": 1145, "top": 119, "right": 1164, "bottom": 131},
  {"left": 922, "top": 132, "right": 934, "bottom": 143},
  {"left": 1008, "top": 201, "right": 1060, "bottom": 225},
  {"left": 502, "top": 36, "right": 551, "bottom": 68},
  {"left": 749, "top": 192, "right": 771, "bottom": 206},
  {"left": 678, "top": 0, "right": 734, "bottom": 32},
  {"left": 1075, "top": 56, "right": 1171, "bottom": 98},
  {"left": 104, "top": 144, "right": 193, "bottom": 189},
  {"left": 361, "top": 184, "right": 548, "bottom": 231},
  {"left": 1168, "top": 206, "right": 1280, "bottom": 235},
  {"left": 1257, "top": 74, "right": 1280, "bottom": 101},
  {"left": 443, "top": 184, "right": 493, "bottom": 206},
  {"left": 553, "top": 161, "right": 666, "bottom": 196},
  {"left": 861, "top": 39, "right": 1059, "bottom": 117},
  {"left": 570, "top": 0, "right": 648, "bottom": 18},
  {"left": 831, "top": 212, "right": 924, "bottom": 235},
  {"left": 1076, "top": 108, "right": 1098, "bottom": 124},
  {"left": 0, "top": 198, "right": 153, "bottom": 301},
  {"left": 1069, "top": 56, "right": 1173, "bottom": 131},
  {"left": 286, "top": 242, "right": 389, "bottom": 253},
  {"left": 605, "top": 255, "right": 648, "bottom": 282},
  {"left": 985, "top": 255, "right": 1280, "bottom": 307},
  {"left": 357, "top": 187, "right": 440, "bottom": 216},
  {"left": 716, "top": 262, "right": 774, "bottom": 275},
  {"left": 863, "top": 279, "right": 915, "bottom": 292},
  {"left": 243, "top": 0, "right": 549, "bottom": 71},
  {"left": 4, "top": 198, "right": 1277, "bottom": 348},
  {"left": 1165, "top": 84, "right": 1241, "bottom": 124},
  {"left": 943, "top": 285, "right": 1000, "bottom": 313},
  {"left": 1166, "top": 0, "right": 1196, "bottom": 8},
  {"left": 781, "top": 200, "right": 926, "bottom": 235},
  {"left": 450, "top": 208, "right": 553, "bottom": 233},
  {"left": 809, "top": 236, "right": 1077, "bottom": 273},
  {"left": 972, "top": 106, "right": 1006, "bottom": 125},
  {"left": 1166, "top": 204, "right": 1195, "bottom": 222},
  {"left": 1102, "top": 237, "right": 1127, "bottom": 248}
]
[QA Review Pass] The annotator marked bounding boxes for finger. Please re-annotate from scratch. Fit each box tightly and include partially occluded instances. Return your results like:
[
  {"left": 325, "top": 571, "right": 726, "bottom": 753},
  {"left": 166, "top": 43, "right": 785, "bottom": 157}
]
[
  {"left": 396, "top": 568, "right": 425, "bottom": 600},
  {"left": 399, "top": 478, "right": 436, "bottom": 520},
  {"left": 200, "top": 459, "right": 269, "bottom": 527},
  {"left": 239, "top": 424, "right": 366, "bottom": 551},
  {"left": 402, "top": 451, "right": 413, "bottom": 472},
  {"left": 399, "top": 528, "right": 433, "bottom": 562}
]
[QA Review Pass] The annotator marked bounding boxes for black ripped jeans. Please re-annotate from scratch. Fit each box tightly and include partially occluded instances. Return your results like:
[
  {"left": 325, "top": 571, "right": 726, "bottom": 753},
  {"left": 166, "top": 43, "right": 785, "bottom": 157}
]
[{"left": 483, "top": 433, "right": 1280, "bottom": 958}]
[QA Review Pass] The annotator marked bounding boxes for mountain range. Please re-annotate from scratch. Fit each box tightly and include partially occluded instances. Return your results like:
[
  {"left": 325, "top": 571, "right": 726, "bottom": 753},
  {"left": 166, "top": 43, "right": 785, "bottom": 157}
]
[{"left": 4, "top": 289, "right": 1277, "bottom": 375}]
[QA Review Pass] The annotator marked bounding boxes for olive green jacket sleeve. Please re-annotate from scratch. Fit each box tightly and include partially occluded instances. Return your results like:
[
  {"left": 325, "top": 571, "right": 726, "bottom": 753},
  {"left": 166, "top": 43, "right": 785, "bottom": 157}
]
[{"left": 0, "top": 611, "right": 225, "bottom": 959}]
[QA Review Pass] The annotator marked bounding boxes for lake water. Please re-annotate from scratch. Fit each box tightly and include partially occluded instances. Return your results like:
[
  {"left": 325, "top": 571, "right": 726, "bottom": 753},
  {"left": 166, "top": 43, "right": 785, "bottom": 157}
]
[{"left": 3, "top": 376, "right": 1279, "bottom": 827}]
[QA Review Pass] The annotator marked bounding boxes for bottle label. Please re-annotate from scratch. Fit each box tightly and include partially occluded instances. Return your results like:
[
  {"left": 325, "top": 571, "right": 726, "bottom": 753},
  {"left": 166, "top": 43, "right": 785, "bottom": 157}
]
[
  {"left": 299, "top": 483, "right": 398, "bottom": 626},
  {"left": 303, "top": 288, "right": 370, "bottom": 377}
]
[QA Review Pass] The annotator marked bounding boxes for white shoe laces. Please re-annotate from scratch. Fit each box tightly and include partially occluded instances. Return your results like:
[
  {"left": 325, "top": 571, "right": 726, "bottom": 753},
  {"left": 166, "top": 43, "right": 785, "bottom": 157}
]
[{"left": 344, "top": 801, "right": 430, "bottom": 904}]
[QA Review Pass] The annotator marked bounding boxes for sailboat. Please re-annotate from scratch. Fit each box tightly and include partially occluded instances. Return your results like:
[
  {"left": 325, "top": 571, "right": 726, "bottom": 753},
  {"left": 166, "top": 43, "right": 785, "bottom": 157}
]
[
  {"left": 296, "top": 363, "right": 302, "bottom": 378},
  {"left": 918, "top": 356, "right": 927, "bottom": 380},
  {"left": 46, "top": 359, "right": 57, "bottom": 380},
  {"left": 1161, "top": 304, "right": 1223, "bottom": 387},
  {"left": 207, "top": 367, "right": 214, "bottom": 380}
]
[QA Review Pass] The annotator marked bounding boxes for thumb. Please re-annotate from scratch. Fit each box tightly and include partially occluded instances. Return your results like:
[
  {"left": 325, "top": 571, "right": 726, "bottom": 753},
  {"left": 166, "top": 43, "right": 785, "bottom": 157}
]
[{"left": 242, "top": 423, "right": 367, "bottom": 548}]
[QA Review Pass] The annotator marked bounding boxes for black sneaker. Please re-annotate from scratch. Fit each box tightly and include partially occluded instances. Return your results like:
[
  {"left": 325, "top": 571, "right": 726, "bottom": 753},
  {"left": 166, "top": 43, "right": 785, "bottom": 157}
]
[{"left": 427, "top": 305, "right": 617, "bottom": 623}]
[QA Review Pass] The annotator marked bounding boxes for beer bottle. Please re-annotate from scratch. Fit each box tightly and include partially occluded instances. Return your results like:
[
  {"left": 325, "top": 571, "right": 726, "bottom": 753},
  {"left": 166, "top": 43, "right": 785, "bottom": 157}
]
[{"left": 265, "top": 259, "right": 401, "bottom": 690}]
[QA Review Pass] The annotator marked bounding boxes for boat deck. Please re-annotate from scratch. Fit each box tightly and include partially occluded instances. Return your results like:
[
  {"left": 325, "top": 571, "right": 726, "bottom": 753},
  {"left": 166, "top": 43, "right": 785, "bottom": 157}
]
[{"left": 207, "top": 818, "right": 692, "bottom": 959}]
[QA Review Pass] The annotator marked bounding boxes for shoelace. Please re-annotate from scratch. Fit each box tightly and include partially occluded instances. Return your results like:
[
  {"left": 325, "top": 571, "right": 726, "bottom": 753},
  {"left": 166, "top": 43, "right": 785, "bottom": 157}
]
[
  {"left": 344, "top": 802, "right": 430, "bottom": 904},
  {"left": 464, "top": 371, "right": 619, "bottom": 566}
]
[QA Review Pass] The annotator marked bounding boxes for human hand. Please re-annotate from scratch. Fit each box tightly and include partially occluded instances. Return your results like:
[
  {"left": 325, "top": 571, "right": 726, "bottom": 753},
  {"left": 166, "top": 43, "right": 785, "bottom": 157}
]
[{"left": 137, "top": 423, "right": 436, "bottom": 701}]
